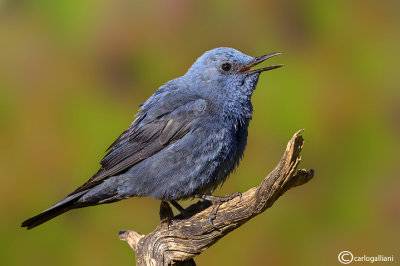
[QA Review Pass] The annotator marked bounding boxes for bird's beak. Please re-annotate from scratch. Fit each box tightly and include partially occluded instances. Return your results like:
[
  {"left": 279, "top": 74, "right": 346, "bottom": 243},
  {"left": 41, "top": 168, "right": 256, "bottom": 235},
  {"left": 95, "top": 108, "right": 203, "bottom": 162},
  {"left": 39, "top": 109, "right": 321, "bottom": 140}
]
[{"left": 240, "top": 52, "right": 283, "bottom": 74}]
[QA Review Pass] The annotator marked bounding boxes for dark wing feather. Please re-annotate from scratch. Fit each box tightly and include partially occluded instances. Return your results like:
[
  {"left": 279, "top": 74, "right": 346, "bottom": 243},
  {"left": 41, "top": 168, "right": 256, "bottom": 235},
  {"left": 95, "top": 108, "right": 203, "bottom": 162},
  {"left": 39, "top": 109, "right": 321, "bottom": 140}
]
[{"left": 70, "top": 96, "right": 207, "bottom": 195}]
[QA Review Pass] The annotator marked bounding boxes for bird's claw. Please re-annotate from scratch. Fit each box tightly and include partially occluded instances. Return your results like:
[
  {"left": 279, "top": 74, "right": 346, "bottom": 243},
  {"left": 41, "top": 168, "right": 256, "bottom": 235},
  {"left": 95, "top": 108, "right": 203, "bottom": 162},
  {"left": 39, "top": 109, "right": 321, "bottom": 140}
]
[
  {"left": 208, "top": 203, "right": 221, "bottom": 229},
  {"left": 208, "top": 214, "right": 216, "bottom": 228},
  {"left": 194, "top": 192, "right": 242, "bottom": 229},
  {"left": 231, "top": 192, "right": 242, "bottom": 200}
]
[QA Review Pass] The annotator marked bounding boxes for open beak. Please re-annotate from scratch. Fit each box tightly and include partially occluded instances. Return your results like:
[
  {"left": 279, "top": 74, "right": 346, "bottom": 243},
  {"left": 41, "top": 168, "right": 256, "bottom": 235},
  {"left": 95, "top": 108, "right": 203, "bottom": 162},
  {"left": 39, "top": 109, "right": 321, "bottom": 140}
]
[{"left": 240, "top": 52, "right": 283, "bottom": 74}]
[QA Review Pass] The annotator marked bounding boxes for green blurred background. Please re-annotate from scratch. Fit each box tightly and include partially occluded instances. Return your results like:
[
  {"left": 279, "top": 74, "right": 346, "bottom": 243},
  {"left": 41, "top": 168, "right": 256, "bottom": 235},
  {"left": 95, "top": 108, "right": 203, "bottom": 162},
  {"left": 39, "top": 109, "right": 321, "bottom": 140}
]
[{"left": 1, "top": 0, "right": 399, "bottom": 265}]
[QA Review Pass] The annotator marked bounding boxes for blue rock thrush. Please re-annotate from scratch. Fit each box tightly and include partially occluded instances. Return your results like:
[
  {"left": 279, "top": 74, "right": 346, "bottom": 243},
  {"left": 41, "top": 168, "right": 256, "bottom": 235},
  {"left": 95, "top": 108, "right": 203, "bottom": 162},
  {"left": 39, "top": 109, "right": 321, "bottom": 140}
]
[{"left": 21, "top": 47, "right": 283, "bottom": 229}]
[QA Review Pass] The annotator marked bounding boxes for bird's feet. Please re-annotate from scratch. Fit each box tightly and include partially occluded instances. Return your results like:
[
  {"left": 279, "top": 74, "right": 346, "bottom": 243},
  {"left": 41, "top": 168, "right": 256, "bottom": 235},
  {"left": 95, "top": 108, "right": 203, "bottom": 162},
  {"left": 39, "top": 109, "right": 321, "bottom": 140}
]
[{"left": 194, "top": 192, "right": 242, "bottom": 228}]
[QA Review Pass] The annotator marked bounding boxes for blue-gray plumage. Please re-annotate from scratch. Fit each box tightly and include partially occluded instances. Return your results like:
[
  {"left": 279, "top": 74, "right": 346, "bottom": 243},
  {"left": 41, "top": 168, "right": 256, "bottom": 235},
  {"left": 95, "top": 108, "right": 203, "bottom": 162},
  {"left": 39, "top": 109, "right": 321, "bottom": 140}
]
[{"left": 21, "top": 47, "right": 282, "bottom": 229}]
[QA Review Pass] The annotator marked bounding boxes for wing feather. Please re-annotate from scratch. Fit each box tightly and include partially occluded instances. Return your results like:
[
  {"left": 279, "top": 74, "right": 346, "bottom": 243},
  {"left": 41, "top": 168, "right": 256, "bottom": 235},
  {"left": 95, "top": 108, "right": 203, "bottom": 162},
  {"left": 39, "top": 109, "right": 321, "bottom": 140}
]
[{"left": 70, "top": 95, "right": 207, "bottom": 195}]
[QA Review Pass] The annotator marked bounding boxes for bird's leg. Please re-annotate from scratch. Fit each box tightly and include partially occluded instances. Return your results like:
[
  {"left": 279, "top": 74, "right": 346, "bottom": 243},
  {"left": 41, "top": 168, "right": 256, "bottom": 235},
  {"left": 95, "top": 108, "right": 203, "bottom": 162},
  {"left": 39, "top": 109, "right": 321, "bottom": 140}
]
[
  {"left": 159, "top": 202, "right": 173, "bottom": 219},
  {"left": 194, "top": 192, "right": 242, "bottom": 228},
  {"left": 169, "top": 200, "right": 190, "bottom": 218},
  {"left": 159, "top": 201, "right": 174, "bottom": 229}
]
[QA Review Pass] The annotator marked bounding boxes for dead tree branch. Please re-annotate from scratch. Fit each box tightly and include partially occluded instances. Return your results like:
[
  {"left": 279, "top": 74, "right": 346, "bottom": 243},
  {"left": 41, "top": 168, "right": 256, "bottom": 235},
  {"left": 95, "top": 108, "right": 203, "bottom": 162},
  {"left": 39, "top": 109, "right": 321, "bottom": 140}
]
[{"left": 119, "top": 130, "right": 314, "bottom": 265}]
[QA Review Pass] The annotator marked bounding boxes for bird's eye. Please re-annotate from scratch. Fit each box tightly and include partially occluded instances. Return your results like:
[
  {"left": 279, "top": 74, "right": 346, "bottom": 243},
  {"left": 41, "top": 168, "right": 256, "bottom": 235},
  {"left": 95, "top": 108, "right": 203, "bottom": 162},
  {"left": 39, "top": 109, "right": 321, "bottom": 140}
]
[{"left": 221, "top": 62, "right": 232, "bottom": 72}]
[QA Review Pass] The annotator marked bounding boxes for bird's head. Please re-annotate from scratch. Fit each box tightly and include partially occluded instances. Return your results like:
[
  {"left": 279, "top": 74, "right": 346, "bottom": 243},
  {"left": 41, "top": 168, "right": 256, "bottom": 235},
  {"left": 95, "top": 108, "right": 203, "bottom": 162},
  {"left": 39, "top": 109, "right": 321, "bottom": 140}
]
[{"left": 184, "top": 47, "right": 283, "bottom": 100}]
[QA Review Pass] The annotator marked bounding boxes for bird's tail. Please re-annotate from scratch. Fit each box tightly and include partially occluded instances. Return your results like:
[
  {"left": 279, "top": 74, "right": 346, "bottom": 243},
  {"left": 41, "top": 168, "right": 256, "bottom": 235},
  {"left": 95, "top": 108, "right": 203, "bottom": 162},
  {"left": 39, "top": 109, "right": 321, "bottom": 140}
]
[{"left": 21, "top": 190, "right": 88, "bottom": 230}]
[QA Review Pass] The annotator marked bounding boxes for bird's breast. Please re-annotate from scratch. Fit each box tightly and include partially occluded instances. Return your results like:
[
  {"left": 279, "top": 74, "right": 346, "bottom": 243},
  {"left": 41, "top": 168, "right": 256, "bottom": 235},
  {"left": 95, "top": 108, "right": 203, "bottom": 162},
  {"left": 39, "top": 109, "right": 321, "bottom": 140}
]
[{"left": 196, "top": 116, "right": 250, "bottom": 194}]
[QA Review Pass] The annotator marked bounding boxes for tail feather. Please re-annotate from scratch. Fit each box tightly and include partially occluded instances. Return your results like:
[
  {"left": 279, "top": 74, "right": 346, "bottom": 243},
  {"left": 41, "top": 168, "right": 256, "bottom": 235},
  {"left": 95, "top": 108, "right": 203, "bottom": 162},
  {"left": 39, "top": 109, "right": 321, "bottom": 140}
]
[{"left": 21, "top": 190, "right": 88, "bottom": 230}]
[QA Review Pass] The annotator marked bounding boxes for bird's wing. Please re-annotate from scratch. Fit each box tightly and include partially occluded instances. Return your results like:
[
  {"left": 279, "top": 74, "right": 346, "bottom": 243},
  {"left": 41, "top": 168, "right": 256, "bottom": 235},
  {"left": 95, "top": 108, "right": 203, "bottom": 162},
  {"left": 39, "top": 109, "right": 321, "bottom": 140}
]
[{"left": 70, "top": 93, "right": 208, "bottom": 195}]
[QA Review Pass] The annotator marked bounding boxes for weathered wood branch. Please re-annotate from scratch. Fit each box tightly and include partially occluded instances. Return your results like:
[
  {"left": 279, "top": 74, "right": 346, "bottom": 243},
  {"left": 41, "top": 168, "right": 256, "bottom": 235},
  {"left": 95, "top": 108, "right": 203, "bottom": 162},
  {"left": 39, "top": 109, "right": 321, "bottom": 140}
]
[{"left": 119, "top": 130, "right": 314, "bottom": 265}]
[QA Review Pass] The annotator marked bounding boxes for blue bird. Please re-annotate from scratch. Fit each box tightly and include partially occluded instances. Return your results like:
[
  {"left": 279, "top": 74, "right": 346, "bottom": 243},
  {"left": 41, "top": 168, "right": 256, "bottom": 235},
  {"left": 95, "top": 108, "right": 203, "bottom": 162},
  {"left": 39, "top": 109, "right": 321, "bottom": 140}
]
[{"left": 22, "top": 47, "right": 282, "bottom": 229}]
